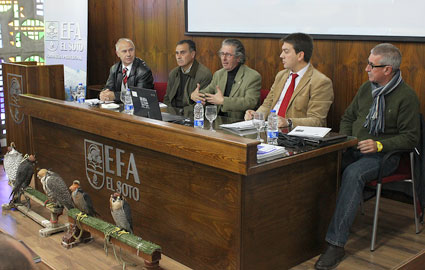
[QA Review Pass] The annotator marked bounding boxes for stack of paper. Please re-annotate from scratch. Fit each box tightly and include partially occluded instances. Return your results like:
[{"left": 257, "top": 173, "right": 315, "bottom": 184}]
[
  {"left": 220, "top": 120, "right": 255, "bottom": 130},
  {"left": 220, "top": 120, "right": 258, "bottom": 136},
  {"left": 288, "top": 126, "right": 331, "bottom": 138},
  {"left": 257, "top": 143, "right": 287, "bottom": 163}
]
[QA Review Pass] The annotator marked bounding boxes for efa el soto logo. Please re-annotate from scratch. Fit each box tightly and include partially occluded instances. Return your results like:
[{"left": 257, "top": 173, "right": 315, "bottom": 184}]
[
  {"left": 84, "top": 139, "right": 141, "bottom": 201},
  {"left": 45, "top": 20, "right": 84, "bottom": 53},
  {"left": 7, "top": 74, "right": 24, "bottom": 124},
  {"left": 45, "top": 21, "right": 59, "bottom": 52},
  {"left": 85, "top": 140, "right": 105, "bottom": 190}
]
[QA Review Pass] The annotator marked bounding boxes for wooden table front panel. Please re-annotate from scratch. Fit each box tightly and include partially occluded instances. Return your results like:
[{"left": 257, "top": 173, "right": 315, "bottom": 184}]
[
  {"left": 242, "top": 152, "right": 338, "bottom": 270},
  {"left": 31, "top": 117, "right": 241, "bottom": 270}
]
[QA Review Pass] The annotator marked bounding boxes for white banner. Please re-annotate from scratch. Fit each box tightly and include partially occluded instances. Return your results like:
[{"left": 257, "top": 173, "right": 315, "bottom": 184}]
[{"left": 44, "top": 0, "right": 88, "bottom": 100}]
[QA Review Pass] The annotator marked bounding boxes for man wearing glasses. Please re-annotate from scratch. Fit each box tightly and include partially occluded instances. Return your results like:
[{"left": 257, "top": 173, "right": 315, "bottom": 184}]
[
  {"left": 191, "top": 38, "right": 261, "bottom": 119},
  {"left": 100, "top": 38, "right": 154, "bottom": 102},
  {"left": 244, "top": 32, "right": 334, "bottom": 128},
  {"left": 315, "top": 43, "right": 420, "bottom": 270}
]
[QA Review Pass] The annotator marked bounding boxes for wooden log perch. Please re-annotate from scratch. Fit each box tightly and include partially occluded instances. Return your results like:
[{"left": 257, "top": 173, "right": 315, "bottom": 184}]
[{"left": 67, "top": 208, "right": 161, "bottom": 266}]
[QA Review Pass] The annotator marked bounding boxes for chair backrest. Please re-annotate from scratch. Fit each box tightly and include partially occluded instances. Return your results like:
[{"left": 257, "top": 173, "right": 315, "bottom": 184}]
[
  {"left": 260, "top": 89, "right": 270, "bottom": 105},
  {"left": 381, "top": 153, "right": 412, "bottom": 184},
  {"left": 367, "top": 152, "right": 412, "bottom": 187},
  {"left": 153, "top": 82, "right": 167, "bottom": 102}
]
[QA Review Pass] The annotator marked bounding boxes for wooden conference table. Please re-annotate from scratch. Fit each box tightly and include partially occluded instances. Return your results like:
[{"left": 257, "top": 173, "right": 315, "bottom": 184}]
[{"left": 20, "top": 94, "right": 356, "bottom": 270}]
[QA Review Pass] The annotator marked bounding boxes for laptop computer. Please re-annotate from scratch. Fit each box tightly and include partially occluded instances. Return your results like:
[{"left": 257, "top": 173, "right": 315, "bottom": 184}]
[
  {"left": 302, "top": 132, "right": 347, "bottom": 146},
  {"left": 129, "top": 86, "right": 186, "bottom": 123}
]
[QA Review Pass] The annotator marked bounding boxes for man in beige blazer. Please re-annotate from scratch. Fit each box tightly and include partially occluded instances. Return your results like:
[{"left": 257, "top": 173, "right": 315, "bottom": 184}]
[
  {"left": 191, "top": 39, "right": 261, "bottom": 120},
  {"left": 245, "top": 33, "right": 333, "bottom": 128}
]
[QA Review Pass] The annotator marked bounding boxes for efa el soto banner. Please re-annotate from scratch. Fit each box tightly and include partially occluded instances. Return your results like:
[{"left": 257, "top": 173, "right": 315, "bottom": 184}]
[{"left": 44, "top": 0, "right": 88, "bottom": 100}]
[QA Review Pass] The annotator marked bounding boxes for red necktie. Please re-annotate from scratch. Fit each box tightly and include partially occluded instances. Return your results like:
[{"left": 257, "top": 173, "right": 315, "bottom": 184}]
[
  {"left": 277, "top": 73, "right": 298, "bottom": 118},
  {"left": 123, "top": 67, "right": 128, "bottom": 87}
]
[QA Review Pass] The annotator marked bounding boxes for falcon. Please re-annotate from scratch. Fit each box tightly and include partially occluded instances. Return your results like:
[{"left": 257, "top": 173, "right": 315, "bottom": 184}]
[
  {"left": 37, "top": 169, "right": 74, "bottom": 210},
  {"left": 9, "top": 155, "right": 36, "bottom": 204},
  {"left": 69, "top": 180, "right": 97, "bottom": 216},
  {"left": 110, "top": 193, "right": 133, "bottom": 233}
]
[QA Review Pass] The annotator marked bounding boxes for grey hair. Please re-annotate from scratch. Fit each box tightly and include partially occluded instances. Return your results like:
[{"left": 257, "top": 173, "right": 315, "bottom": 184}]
[
  {"left": 221, "top": 38, "right": 246, "bottom": 64},
  {"left": 115, "top": 38, "right": 135, "bottom": 51},
  {"left": 371, "top": 43, "right": 401, "bottom": 71}
]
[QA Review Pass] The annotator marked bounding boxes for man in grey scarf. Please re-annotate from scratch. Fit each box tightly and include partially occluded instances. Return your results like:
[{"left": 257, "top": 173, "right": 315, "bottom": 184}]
[{"left": 315, "top": 43, "right": 420, "bottom": 270}]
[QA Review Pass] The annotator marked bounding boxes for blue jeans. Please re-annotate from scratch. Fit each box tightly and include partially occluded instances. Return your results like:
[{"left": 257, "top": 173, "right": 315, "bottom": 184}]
[{"left": 325, "top": 149, "right": 400, "bottom": 247}]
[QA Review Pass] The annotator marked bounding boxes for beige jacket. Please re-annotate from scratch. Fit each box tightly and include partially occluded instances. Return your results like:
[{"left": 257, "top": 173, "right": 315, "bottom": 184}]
[{"left": 257, "top": 65, "right": 334, "bottom": 127}]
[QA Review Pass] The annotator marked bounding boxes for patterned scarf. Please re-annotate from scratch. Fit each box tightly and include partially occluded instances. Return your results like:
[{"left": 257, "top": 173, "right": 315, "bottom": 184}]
[{"left": 363, "top": 70, "right": 403, "bottom": 136}]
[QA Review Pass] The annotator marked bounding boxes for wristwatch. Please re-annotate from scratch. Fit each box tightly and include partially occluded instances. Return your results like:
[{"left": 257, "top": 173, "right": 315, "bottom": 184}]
[
  {"left": 287, "top": 118, "right": 293, "bottom": 128},
  {"left": 376, "top": 141, "right": 383, "bottom": 152}
]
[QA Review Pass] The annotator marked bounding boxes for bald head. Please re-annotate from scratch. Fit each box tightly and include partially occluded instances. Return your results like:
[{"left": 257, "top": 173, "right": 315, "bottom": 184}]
[{"left": 0, "top": 234, "right": 35, "bottom": 270}]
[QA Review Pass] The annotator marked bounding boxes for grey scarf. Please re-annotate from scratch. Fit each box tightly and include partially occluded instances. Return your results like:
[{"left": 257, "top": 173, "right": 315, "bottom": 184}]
[{"left": 363, "top": 70, "right": 403, "bottom": 136}]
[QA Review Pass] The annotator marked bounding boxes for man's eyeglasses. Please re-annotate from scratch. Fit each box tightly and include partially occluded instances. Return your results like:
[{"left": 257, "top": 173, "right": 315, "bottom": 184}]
[
  {"left": 218, "top": 52, "right": 235, "bottom": 58},
  {"left": 367, "top": 61, "right": 388, "bottom": 69}
]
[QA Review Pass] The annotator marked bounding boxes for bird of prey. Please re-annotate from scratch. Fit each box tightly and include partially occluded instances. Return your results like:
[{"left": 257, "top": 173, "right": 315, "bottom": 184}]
[
  {"left": 37, "top": 169, "right": 74, "bottom": 210},
  {"left": 69, "top": 180, "right": 98, "bottom": 216},
  {"left": 3, "top": 143, "right": 23, "bottom": 188},
  {"left": 110, "top": 193, "right": 133, "bottom": 233},
  {"left": 9, "top": 155, "right": 36, "bottom": 204}
]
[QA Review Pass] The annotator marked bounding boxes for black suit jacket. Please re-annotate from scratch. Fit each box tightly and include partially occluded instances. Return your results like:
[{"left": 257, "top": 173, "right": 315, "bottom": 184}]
[{"left": 104, "top": 57, "right": 154, "bottom": 102}]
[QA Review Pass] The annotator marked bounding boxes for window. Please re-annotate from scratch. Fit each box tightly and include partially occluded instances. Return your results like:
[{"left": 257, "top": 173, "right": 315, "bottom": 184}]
[{"left": 0, "top": 0, "right": 44, "bottom": 147}]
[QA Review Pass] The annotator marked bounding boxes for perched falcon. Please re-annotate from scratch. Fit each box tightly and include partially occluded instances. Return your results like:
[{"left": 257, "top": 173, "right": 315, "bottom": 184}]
[
  {"left": 9, "top": 155, "right": 36, "bottom": 203},
  {"left": 110, "top": 193, "right": 133, "bottom": 233},
  {"left": 37, "top": 169, "right": 74, "bottom": 210},
  {"left": 69, "top": 180, "right": 98, "bottom": 216},
  {"left": 3, "top": 144, "right": 23, "bottom": 188}
]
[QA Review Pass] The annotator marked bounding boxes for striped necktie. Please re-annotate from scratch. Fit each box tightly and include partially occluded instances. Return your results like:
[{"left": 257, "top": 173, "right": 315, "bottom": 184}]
[{"left": 123, "top": 67, "right": 128, "bottom": 87}]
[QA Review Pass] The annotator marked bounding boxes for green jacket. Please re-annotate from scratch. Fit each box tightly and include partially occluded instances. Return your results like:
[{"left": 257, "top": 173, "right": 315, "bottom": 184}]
[
  {"left": 201, "top": 64, "right": 262, "bottom": 120},
  {"left": 340, "top": 81, "right": 420, "bottom": 152},
  {"left": 164, "top": 60, "right": 212, "bottom": 113}
]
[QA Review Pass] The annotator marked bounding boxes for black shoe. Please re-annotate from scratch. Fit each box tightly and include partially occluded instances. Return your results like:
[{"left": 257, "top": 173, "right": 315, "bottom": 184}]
[{"left": 314, "top": 244, "right": 345, "bottom": 270}]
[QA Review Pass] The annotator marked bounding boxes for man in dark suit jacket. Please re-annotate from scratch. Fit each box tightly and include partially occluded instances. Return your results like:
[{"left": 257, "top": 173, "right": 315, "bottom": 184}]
[{"left": 100, "top": 38, "right": 154, "bottom": 102}]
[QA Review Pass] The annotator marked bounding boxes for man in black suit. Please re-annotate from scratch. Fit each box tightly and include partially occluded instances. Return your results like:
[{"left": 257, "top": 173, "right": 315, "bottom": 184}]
[{"left": 100, "top": 38, "right": 154, "bottom": 102}]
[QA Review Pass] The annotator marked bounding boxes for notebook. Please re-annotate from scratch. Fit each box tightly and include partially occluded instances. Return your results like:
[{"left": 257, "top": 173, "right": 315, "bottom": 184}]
[{"left": 129, "top": 86, "right": 186, "bottom": 123}]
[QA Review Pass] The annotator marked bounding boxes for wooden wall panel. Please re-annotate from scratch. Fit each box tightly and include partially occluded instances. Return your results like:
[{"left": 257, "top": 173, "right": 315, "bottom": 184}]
[
  {"left": 87, "top": 0, "right": 425, "bottom": 130},
  {"left": 253, "top": 39, "right": 281, "bottom": 90},
  {"left": 166, "top": 0, "right": 187, "bottom": 73}
]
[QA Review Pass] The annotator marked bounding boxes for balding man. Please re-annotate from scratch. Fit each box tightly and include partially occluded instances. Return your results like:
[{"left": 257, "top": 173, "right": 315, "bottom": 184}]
[
  {"left": 100, "top": 38, "right": 154, "bottom": 102},
  {"left": 315, "top": 43, "right": 420, "bottom": 270}
]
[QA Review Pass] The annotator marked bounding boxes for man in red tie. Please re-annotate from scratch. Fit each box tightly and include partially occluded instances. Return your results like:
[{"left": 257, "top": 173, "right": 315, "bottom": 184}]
[
  {"left": 100, "top": 38, "right": 154, "bottom": 102},
  {"left": 245, "top": 33, "right": 333, "bottom": 129}
]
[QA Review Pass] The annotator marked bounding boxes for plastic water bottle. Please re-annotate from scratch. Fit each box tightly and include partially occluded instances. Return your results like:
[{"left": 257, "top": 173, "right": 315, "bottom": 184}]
[
  {"left": 194, "top": 101, "right": 204, "bottom": 128},
  {"left": 77, "top": 83, "right": 85, "bottom": 103},
  {"left": 267, "top": 110, "right": 278, "bottom": 145},
  {"left": 123, "top": 88, "right": 134, "bottom": 114}
]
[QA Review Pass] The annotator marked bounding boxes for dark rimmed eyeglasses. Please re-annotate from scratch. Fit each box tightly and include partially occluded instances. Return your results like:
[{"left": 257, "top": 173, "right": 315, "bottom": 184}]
[
  {"left": 367, "top": 61, "right": 388, "bottom": 69},
  {"left": 218, "top": 52, "right": 235, "bottom": 58}
]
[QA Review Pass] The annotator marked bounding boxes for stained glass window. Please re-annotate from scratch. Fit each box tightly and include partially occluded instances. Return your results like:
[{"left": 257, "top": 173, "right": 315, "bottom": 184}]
[{"left": 0, "top": 0, "right": 44, "bottom": 147}]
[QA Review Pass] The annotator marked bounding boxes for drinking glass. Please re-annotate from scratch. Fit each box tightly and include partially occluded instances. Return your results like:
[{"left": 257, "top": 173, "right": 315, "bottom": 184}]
[
  {"left": 70, "top": 86, "right": 77, "bottom": 102},
  {"left": 205, "top": 105, "right": 218, "bottom": 131},
  {"left": 120, "top": 89, "right": 126, "bottom": 104},
  {"left": 252, "top": 112, "right": 265, "bottom": 142}
]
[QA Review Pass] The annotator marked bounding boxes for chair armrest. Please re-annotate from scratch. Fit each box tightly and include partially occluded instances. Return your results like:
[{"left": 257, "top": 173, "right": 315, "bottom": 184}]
[{"left": 376, "top": 149, "right": 413, "bottom": 184}]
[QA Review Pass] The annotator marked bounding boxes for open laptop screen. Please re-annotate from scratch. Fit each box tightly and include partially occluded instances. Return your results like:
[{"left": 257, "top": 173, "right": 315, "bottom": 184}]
[
  {"left": 129, "top": 86, "right": 186, "bottom": 123},
  {"left": 129, "top": 86, "right": 163, "bottom": 120}
]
